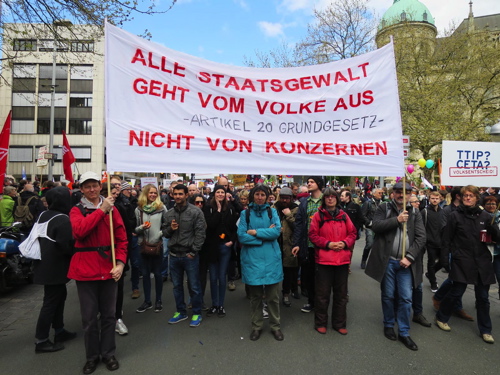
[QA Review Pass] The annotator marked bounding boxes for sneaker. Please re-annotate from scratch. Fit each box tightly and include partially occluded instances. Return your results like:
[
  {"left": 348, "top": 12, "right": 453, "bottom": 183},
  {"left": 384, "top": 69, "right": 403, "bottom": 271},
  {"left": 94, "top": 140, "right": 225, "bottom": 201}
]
[
  {"left": 168, "top": 312, "right": 188, "bottom": 324},
  {"left": 206, "top": 306, "right": 218, "bottom": 317},
  {"left": 435, "top": 317, "right": 451, "bottom": 332},
  {"left": 228, "top": 281, "right": 236, "bottom": 291},
  {"left": 262, "top": 303, "right": 269, "bottom": 319},
  {"left": 291, "top": 291, "right": 300, "bottom": 299},
  {"left": 482, "top": 333, "right": 494, "bottom": 344},
  {"left": 202, "top": 304, "right": 209, "bottom": 311},
  {"left": 154, "top": 301, "right": 163, "bottom": 313},
  {"left": 115, "top": 319, "right": 128, "bottom": 335},
  {"left": 431, "top": 283, "right": 439, "bottom": 293},
  {"left": 131, "top": 289, "right": 140, "bottom": 299},
  {"left": 136, "top": 301, "right": 152, "bottom": 313},
  {"left": 35, "top": 339, "right": 64, "bottom": 353},
  {"left": 301, "top": 304, "right": 313, "bottom": 313},
  {"left": 283, "top": 295, "right": 291, "bottom": 307},
  {"left": 218, "top": 306, "right": 226, "bottom": 318},
  {"left": 190, "top": 314, "right": 202, "bottom": 327}
]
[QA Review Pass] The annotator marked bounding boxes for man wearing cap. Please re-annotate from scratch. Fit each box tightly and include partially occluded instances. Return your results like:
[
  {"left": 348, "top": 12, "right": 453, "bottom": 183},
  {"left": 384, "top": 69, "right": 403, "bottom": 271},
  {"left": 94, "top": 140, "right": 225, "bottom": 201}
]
[
  {"left": 292, "top": 176, "right": 324, "bottom": 313},
  {"left": 273, "top": 187, "right": 299, "bottom": 306},
  {"left": 68, "top": 171, "right": 128, "bottom": 374},
  {"left": 365, "top": 181, "right": 426, "bottom": 351}
]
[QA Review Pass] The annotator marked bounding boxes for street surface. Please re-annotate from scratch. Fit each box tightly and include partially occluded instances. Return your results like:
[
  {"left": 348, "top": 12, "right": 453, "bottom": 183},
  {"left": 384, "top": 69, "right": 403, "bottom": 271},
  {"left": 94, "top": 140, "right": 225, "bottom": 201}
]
[{"left": 1, "top": 241, "right": 499, "bottom": 374}]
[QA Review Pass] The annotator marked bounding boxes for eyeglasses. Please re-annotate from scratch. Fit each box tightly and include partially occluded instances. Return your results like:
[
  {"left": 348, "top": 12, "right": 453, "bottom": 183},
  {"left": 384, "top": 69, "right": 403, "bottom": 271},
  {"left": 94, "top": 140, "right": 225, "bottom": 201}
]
[
  {"left": 410, "top": 201, "right": 419, "bottom": 204},
  {"left": 194, "top": 201, "right": 204, "bottom": 205},
  {"left": 485, "top": 202, "right": 497, "bottom": 206},
  {"left": 462, "top": 194, "right": 475, "bottom": 198}
]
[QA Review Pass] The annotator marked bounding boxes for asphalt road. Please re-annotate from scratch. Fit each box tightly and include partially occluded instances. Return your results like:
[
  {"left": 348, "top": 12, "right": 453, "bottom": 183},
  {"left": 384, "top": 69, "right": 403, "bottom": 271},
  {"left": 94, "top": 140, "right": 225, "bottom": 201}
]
[{"left": 1, "top": 241, "right": 500, "bottom": 375}]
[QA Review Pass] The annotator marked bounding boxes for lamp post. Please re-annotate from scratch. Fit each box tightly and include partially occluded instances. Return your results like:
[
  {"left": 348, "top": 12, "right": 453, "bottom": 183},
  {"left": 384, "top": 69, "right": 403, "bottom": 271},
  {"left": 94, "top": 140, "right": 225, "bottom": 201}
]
[
  {"left": 490, "top": 121, "right": 500, "bottom": 142},
  {"left": 48, "top": 19, "right": 72, "bottom": 181}
]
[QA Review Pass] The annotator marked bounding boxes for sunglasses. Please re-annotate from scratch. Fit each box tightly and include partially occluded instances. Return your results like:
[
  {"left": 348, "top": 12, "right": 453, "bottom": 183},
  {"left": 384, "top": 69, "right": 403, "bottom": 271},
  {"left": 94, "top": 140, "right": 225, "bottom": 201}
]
[{"left": 194, "top": 201, "right": 204, "bottom": 205}]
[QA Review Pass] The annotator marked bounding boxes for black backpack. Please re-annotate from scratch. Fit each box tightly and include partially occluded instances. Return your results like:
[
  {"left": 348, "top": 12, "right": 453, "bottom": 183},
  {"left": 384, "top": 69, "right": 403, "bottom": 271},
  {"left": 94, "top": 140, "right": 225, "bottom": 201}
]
[{"left": 14, "top": 196, "right": 37, "bottom": 227}]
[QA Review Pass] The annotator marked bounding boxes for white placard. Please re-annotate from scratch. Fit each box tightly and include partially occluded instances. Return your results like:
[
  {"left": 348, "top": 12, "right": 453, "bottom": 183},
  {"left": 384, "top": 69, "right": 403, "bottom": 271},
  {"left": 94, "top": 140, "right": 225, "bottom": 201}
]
[{"left": 441, "top": 140, "right": 500, "bottom": 186}]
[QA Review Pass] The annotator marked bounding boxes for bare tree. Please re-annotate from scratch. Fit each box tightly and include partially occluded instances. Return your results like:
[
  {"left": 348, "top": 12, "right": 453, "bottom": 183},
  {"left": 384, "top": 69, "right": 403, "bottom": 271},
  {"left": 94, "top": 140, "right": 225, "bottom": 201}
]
[
  {"left": 296, "top": 0, "right": 378, "bottom": 65},
  {"left": 245, "top": 0, "right": 378, "bottom": 68}
]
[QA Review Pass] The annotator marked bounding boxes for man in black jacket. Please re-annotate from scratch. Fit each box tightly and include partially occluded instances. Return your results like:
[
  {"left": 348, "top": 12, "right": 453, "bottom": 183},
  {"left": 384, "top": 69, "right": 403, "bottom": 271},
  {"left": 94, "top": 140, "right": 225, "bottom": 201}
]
[
  {"left": 421, "top": 191, "right": 442, "bottom": 292},
  {"left": 340, "top": 190, "right": 364, "bottom": 235},
  {"left": 13, "top": 183, "right": 45, "bottom": 234},
  {"left": 360, "top": 188, "right": 383, "bottom": 269}
]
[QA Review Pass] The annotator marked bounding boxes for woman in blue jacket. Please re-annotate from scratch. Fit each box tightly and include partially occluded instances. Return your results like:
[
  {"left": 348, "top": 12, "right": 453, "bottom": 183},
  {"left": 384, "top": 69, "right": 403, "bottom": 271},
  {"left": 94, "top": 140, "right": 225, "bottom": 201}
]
[{"left": 237, "top": 185, "right": 283, "bottom": 341}]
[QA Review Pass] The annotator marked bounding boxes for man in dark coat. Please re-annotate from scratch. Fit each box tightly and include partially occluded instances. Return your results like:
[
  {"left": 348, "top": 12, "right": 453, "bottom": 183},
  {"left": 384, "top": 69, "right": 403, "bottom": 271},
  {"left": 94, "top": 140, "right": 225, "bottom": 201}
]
[
  {"left": 365, "top": 182, "right": 426, "bottom": 351},
  {"left": 13, "top": 183, "right": 45, "bottom": 234},
  {"left": 34, "top": 187, "right": 76, "bottom": 353}
]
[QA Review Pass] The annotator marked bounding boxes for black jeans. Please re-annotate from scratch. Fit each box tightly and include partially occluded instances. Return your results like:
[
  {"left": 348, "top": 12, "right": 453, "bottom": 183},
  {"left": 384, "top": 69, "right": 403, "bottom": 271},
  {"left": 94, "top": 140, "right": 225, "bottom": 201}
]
[
  {"left": 35, "top": 284, "right": 68, "bottom": 341},
  {"left": 282, "top": 266, "right": 299, "bottom": 295},
  {"left": 426, "top": 245, "right": 441, "bottom": 284},
  {"left": 300, "top": 248, "right": 316, "bottom": 305},
  {"left": 76, "top": 280, "right": 117, "bottom": 361},
  {"left": 314, "top": 264, "right": 349, "bottom": 329}
]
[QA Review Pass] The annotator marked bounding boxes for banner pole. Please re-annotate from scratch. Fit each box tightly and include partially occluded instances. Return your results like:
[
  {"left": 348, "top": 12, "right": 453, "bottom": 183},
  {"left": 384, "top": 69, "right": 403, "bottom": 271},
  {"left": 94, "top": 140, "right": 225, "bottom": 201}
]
[
  {"left": 107, "top": 175, "right": 117, "bottom": 269},
  {"left": 402, "top": 176, "right": 406, "bottom": 259}
]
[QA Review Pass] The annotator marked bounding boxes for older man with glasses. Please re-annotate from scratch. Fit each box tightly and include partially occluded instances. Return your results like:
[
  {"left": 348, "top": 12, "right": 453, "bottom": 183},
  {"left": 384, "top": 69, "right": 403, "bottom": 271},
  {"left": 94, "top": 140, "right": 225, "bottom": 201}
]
[{"left": 365, "top": 182, "right": 426, "bottom": 351}]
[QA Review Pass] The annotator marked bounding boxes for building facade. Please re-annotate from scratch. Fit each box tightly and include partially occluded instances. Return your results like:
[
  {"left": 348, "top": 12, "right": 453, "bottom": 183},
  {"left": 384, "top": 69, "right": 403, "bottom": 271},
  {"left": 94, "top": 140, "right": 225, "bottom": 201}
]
[{"left": 0, "top": 23, "right": 105, "bottom": 182}]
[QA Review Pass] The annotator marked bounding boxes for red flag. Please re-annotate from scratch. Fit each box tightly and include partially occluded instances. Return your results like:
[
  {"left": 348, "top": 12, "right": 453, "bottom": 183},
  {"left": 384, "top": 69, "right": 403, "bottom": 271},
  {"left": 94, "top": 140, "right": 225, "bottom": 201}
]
[
  {"left": 62, "top": 130, "right": 75, "bottom": 183},
  {"left": 0, "top": 111, "right": 12, "bottom": 188}
]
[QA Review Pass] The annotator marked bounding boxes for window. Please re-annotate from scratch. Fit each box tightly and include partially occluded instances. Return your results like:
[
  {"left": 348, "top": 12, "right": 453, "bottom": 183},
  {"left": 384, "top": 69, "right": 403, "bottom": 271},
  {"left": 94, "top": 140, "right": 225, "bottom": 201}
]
[
  {"left": 53, "top": 146, "right": 91, "bottom": 162},
  {"left": 69, "top": 120, "right": 92, "bottom": 135},
  {"left": 401, "top": 11, "right": 407, "bottom": 21},
  {"left": 70, "top": 97, "right": 92, "bottom": 107},
  {"left": 70, "top": 66, "right": 93, "bottom": 80},
  {"left": 13, "top": 64, "right": 36, "bottom": 78},
  {"left": 13, "top": 39, "right": 37, "bottom": 51},
  {"left": 70, "top": 41, "right": 94, "bottom": 52},
  {"left": 37, "top": 119, "right": 66, "bottom": 134},
  {"left": 38, "top": 39, "right": 69, "bottom": 52},
  {"left": 423, "top": 11, "right": 428, "bottom": 22},
  {"left": 9, "top": 147, "right": 33, "bottom": 162},
  {"left": 11, "top": 120, "right": 35, "bottom": 134}
]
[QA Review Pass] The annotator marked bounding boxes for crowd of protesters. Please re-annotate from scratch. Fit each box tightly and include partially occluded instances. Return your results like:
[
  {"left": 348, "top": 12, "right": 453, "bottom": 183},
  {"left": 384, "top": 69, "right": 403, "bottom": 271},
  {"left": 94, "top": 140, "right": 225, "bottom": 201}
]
[{"left": 1, "top": 174, "right": 500, "bottom": 372}]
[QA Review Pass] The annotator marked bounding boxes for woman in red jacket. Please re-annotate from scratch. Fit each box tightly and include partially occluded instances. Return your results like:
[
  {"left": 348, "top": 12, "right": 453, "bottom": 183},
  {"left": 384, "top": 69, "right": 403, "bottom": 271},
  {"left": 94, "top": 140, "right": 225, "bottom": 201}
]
[{"left": 309, "top": 187, "right": 357, "bottom": 335}]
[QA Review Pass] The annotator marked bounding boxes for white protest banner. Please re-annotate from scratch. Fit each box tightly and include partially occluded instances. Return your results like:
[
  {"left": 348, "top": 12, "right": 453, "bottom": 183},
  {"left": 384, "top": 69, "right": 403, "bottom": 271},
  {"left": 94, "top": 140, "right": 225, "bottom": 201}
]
[
  {"left": 140, "top": 177, "right": 158, "bottom": 188},
  {"left": 105, "top": 23, "right": 404, "bottom": 176},
  {"left": 441, "top": 141, "right": 499, "bottom": 186}
]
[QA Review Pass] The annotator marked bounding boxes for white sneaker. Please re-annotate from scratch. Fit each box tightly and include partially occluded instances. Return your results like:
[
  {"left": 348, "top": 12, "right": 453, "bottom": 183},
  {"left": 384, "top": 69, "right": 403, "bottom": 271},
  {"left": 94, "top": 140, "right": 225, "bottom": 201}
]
[
  {"left": 262, "top": 303, "right": 269, "bottom": 319},
  {"left": 115, "top": 319, "right": 128, "bottom": 335}
]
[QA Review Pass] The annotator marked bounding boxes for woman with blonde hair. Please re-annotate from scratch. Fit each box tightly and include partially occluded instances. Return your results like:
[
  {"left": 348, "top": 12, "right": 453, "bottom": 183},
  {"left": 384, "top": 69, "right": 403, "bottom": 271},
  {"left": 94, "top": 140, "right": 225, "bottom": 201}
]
[{"left": 135, "top": 184, "right": 168, "bottom": 313}]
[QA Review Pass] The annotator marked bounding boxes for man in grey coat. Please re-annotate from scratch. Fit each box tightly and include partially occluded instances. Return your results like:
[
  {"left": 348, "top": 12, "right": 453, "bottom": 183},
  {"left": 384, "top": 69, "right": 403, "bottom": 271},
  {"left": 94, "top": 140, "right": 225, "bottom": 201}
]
[{"left": 365, "top": 182, "right": 426, "bottom": 351}]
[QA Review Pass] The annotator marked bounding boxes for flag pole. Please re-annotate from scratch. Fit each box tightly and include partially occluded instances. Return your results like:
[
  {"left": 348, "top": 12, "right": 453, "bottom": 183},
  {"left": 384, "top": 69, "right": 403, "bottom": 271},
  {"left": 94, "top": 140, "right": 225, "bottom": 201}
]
[{"left": 107, "top": 175, "right": 117, "bottom": 269}]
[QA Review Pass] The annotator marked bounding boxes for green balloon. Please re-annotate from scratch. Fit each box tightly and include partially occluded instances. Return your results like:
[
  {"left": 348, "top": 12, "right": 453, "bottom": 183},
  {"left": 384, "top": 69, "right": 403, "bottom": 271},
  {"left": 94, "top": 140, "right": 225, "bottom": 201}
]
[{"left": 426, "top": 160, "right": 434, "bottom": 169}]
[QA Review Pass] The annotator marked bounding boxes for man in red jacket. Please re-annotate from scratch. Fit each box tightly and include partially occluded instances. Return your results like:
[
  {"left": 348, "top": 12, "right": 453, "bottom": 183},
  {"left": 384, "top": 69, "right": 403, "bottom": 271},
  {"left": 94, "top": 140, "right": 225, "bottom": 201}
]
[{"left": 68, "top": 171, "right": 128, "bottom": 374}]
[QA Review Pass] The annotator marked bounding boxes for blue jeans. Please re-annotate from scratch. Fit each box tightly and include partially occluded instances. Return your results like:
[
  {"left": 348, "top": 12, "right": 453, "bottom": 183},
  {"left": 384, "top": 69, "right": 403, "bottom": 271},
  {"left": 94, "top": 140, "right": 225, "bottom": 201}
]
[
  {"left": 130, "top": 236, "right": 141, "bottom": 291},
  {"left": 208, "top": 243, "right": 231, "bottom": 307},
  {"left": 437, "top": 280, "right": 492, "bottom": 334},
  {"left": 161, "top": 237, "right": 170, "bottom": 278},
  {"left": 141, "top": 254, "right": 163, "bottom": 303},
  {"left": 381, "top": 259, "right": 413, "bottom": 336},
  {"left": 170, "top": 255, "right": 202, "bottom": 315}
]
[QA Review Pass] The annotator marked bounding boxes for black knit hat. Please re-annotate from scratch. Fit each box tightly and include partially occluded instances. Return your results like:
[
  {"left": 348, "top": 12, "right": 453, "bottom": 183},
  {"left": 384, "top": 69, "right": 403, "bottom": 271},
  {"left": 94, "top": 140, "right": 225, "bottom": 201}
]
[
  {"left": 249, "top": 184, "right": 270, "bottom": 203},
  {"left": 213, "top": 184, "right": 226, "bottom": 193},
  {"left": 307, "top": 176, "right": 324, "bottom": 190}
]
